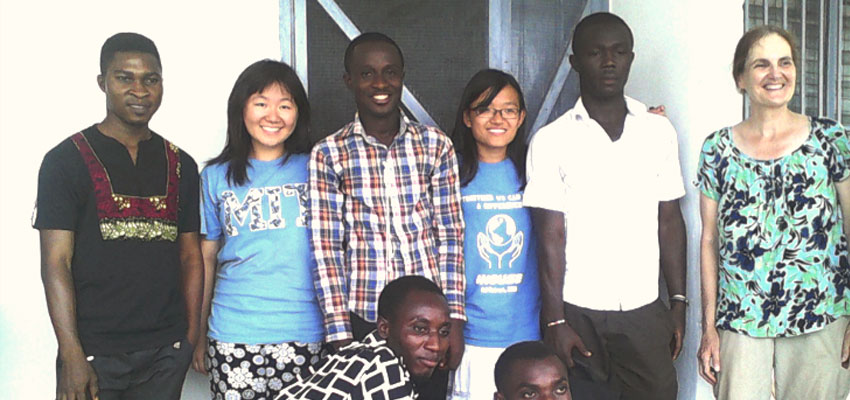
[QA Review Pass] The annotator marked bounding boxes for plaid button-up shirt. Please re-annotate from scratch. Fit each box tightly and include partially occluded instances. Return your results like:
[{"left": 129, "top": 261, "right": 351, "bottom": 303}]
[{"left": 309, "top": 114, "right": 465, "bottom": 342}]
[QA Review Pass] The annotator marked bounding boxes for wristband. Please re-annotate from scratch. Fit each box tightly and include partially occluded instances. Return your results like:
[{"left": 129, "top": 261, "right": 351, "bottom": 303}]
[
  {"left": 546, "top": 319, "right": 566, "bottom": 328},
  {"left": 670, "top": 294, "right": 689, "bottom": 306}
]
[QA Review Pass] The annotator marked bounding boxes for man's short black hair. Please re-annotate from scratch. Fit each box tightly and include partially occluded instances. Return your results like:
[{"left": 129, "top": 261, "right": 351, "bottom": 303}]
[
  {"left": 100, "top": 32, "right": 161, "bottom": 75},
  {"left": 571, "top": 12, "right": 633, "bottom": 54},
  {"left": 378, "top": 276, "right": 444, "bottom": 321},
  {"left": 494, "top": 341, "right": 562, "bottom": 392},
  {"left": 343, "top": 32, "right": 404, "bottom": 73}
]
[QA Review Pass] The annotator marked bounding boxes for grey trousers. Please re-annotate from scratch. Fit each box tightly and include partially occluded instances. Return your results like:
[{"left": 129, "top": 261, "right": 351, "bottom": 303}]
[
  {"left": 563, "top": 299, "right": 678, "bottom": 400},
  {"left": 56, "top": 337, "right": 193, "bottom": 400}
]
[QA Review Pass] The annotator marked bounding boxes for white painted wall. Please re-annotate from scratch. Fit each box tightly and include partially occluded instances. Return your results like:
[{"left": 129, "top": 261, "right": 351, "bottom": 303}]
[
  {"left": 0, "top": 1, "right": 280, "bottom": 398},
  {"left": 610, "top": 1, "right": 744, "bottom": 399}
]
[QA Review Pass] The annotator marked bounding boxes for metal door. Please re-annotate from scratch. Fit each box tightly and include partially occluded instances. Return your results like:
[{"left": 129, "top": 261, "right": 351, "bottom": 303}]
[{"left": 280, "top": 0, "right": 610, "bottom": 140}]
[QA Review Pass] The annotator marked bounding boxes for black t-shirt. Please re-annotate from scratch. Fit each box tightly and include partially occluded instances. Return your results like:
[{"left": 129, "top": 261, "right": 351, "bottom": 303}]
[{"left": 34, "top": 125, "right": 200, "bottom": 355}]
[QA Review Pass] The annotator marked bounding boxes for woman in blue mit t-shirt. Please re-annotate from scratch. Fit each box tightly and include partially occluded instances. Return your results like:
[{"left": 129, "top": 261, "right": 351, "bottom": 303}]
[
  {"left": 191, "top": 60, "right": 324, "bottom": 400},
  {"left": 447, "top": 69, "right": 541, "bottom": 399}
]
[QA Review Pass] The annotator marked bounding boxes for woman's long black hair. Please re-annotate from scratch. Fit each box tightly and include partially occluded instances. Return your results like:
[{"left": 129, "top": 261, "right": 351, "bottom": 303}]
[
  {"left": 208, "top": 59, "right": 312, "bottom": 186},
  {"left": 450, "top": 68, "right": 528, "bottom": 187}
]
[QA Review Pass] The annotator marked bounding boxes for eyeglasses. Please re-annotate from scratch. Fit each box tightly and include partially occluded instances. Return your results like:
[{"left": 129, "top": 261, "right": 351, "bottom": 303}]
[{"left": 472, "top": 106, "right": 521, "bottom": 120}]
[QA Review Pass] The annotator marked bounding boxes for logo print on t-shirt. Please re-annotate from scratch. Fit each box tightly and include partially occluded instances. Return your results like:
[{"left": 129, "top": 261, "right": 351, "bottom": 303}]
[
  {"left": 221, "top": 183, "right": 307, "bottom": 236},
  {"left": 477, "top": 214, "right": 523, "bottom": 269}
]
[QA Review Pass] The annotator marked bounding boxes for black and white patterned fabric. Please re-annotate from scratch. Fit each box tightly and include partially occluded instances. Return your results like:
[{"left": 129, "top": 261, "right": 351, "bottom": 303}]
[
  {"left": 276, "top": 331, "right": 417, "bottom": 399},
  {"left": 207, "top": 339, "right": 326, "bottom": 400}
]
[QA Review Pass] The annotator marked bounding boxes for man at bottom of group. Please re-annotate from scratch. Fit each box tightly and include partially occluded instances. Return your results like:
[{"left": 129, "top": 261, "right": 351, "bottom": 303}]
[
  {"left": 278, "top": 276, "right": 451, "bottom": 399},
  {"left": 494, "top": 341, "right": 572, "bottom": 400},
  {"left": 494, "top": 341, "right": 619, "bottom": 400}
]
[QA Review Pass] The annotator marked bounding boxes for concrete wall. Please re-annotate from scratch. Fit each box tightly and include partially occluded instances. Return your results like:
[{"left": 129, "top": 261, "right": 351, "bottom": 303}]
[
  {"left": 610, "top": 1, "right": 744, "bottom": 399},
  {"left": 0, "top": 1, "right": 279, "bottom": 398}
]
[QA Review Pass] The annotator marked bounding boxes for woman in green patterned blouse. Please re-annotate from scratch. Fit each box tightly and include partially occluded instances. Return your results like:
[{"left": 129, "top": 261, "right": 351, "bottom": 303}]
[{"left": 696, "top": 26, "right": 850, "bottom": 399}]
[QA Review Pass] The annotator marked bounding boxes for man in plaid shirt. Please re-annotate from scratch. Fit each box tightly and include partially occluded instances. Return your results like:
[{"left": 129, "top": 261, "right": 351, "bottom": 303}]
[{"left": 308, "top": 32, "right": 465, "bottom": 398}]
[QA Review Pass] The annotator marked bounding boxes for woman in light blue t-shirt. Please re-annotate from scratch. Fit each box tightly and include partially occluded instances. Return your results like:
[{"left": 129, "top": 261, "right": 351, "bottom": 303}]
[
  {"left": 191, "top": 60, "right": 325, "bottom": 400},
  {"left": 447, "top": 69, "right": 541, "bottom": 400}
]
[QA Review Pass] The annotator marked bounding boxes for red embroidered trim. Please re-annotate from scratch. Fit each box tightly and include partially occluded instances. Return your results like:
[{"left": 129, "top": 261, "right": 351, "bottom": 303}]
[{"left": 71, "top": 131, "right": 180, "bottom": 241}]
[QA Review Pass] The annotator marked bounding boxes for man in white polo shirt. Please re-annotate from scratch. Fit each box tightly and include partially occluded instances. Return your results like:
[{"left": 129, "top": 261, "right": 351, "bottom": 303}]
[{"left": 524, "top": 13, "right": 687, "bottom": 400}]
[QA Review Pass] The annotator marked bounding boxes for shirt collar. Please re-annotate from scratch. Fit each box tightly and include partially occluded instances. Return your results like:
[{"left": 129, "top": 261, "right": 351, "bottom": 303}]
[
  {"left": 570, "top": 95, "right": 647, "bottom": 121},
  {"left": 360, "top": 330, "right": 417, "bottom": 395},
  {"left": 349, "top": 110, "right": 412, "bottom": 141},
  {"left": 362, "top": 329, "right": 387, "bottom": 347}
]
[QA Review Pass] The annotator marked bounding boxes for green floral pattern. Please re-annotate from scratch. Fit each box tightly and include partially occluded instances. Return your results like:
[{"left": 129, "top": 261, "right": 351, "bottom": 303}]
[{"left": 697, "top": 117, "right": 850, "bottom": 337}]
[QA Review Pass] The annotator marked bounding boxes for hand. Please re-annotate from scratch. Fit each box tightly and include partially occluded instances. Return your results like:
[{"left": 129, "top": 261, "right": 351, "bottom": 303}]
[
  {"left": 192, "top": 336, "right": 209, "bottom": 375},
  {"left": 841, "top": 322, "right": 850, "bottom": 369},
  {"left": 698, "top": 326, "right": 721, "bottom": 384},
  {"left": 57, "top": 351, "right": 99, "bottom": 400},
  {"left": 648, "top": 105, "right": 667, "bottom": 116},
  {"left": 329, "top": 339, "right": 353, "bottom": 352},
  {"left": 670, "top": 302, "right": 686, "bottom": 361},
  {"left": 543, "top": 322, "right": 591, "bottom": 368},
  {"left": 440, "top": 318, "right": 465, "bottom": 370}
]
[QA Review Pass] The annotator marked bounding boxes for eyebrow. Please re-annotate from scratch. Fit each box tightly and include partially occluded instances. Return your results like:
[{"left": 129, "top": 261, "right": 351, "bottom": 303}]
[
  {"left": 589, "top": 41, "right": 630, "bottom": 49},
  {"left": 251, "top": 94, "right": 293, "bottom": 101},
  {"left": 516, "top": 383, "right": 540, "bottom": 390},
  {"left": 751, "top": 55, "right": 792, "bottom": 64},
  {"left": 113, "top": 69, "right": 161, "bottom": 77}
]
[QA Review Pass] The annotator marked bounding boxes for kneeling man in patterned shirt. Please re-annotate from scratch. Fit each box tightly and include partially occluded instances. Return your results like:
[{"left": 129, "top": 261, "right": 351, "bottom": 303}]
[{"left": 279, "top": 276, "right": 451, "bottom": 399}]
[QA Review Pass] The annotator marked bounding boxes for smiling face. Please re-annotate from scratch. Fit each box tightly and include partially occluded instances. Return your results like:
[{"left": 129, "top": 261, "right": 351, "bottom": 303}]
[
  {"left": 98, "top": 51, "right": 162, "bottom": 128},
  {"left": 378, "top": 289, "right": 450, "bottom": 382},
  {"left": 570, "top": 22, "right": 634, "bottom": 101},
  {"left": 463, "top": 85, "right": 526, "bottom": 163},
  {"left": 737, "top": 33, "right": 796, "bottom": 109},
  {"left": 495, "top": 356, "right": 572, "bottom": 400},
  {"left": 344, "top": 40, "right": 404, "bottom": 121},
  {"left": 243, "top": 83, "right": 298, "bottom": 160}
]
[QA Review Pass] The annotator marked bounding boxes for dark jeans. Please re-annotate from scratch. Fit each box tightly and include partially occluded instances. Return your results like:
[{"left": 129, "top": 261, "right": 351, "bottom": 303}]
[
  {"left": 563, "top": 299, "right": 678, "bottom": 400},
  {"left": 56, "top": 337, "right": 193, "bottom": 400},
  {"left": 349, "top": 312, "right": 448, "bottom": 400}
]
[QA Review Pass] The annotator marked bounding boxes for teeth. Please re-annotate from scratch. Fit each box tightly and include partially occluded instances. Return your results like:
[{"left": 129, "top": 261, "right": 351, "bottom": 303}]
[
  {"left": 262, "top": 126, "right": 281, "bottom": 132},
  {"left": 373, "top": 94, "right": 389, "bottom": 100},
  {"left": 488, "top": 129, "right": 507, "bottom": 134},
  {"left": 765, "top": 84, "right": 783, "bottom": 90}
]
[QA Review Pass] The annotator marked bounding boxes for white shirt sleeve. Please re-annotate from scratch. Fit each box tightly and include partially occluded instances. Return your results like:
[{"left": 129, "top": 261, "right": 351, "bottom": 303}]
[
  {"left": 523, "top": 127, "right": 568, "bottom": 212},
  {"left": 654, "top": 117, "right": 686, "bottom": 201}
]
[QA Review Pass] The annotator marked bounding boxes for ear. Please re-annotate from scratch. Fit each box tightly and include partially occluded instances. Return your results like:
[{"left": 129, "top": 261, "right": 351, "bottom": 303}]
[
  {"left": 97, "top": 74, "right": 106, "bottom": 92},
  {"left": 494, "top": 392, "right": 505, "bottom": 400},
  {"left": 343, "top": 72, "right": 353, "bottom": 90},
  {"left": 569, "top": 54, "right": 577, "bottom": 71},
  {"left": 377, "top": 315, "right": 391, "bottom": 339},
  {"left": 463, "top": 110, "right": 472, "bottom": 129},
  {"left": 517, "top": 109, "right": 527, "bottom": 127},
  {"left": 736, "top": 76, "right": 746, "bottom": 95}
]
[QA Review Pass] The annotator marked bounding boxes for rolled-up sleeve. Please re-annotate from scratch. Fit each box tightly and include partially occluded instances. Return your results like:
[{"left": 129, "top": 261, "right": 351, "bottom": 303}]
[
  {"left": 431, "top": 138, "right": 465, "bottom": 320},
  {"left": 309, "top": 144, "right": 352, "bottom": 342}
]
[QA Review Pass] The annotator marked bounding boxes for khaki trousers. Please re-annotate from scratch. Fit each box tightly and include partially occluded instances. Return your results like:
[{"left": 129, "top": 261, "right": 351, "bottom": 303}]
[{"left": 715, "top": 317, "right": 850, "bottom": 400}]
